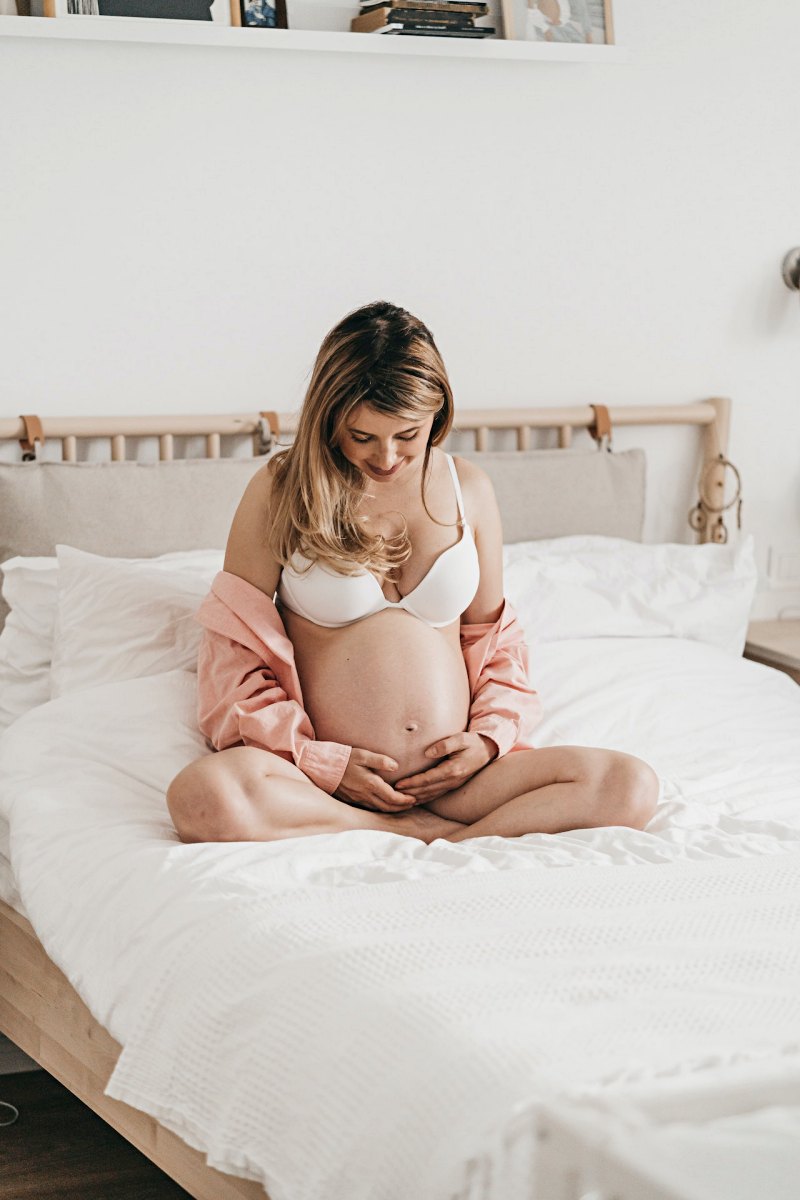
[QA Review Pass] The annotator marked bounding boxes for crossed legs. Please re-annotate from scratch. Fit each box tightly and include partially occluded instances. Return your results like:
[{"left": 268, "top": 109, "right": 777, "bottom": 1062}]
[
  {"left": 426, "top": 746, "right": 658, "bottom": 840},
  {"left": 167, "top": 744, "right": 658, "bottom": 845},
  {"left": 167, "top": 747, "right": 465, "bottom": 844}
]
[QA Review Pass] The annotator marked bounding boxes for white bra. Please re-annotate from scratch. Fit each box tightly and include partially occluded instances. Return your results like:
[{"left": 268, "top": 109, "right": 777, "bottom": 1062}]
[{"left": 277, "top": 455, "right": 480, "bottom": 629}]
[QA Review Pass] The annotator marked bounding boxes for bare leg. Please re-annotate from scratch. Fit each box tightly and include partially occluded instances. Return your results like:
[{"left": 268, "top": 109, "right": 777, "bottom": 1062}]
[
  {"left": 425, "top": 747, "right": 659, "bottom": 842},
  {"left": 167, "top": 746, "right": 465, "bottom": 845}
]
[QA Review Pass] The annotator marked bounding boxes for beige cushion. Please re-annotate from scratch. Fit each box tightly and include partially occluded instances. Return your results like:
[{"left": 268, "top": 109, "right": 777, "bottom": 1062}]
[
  {"left": 458, "top": 448, "right": 646, "bottom": 545},
  {"left": 0, "top": 449, "right": 646, "bottom": 627},
  {"left": 0, "top": 459, "right": 267, "bottom": 627}
]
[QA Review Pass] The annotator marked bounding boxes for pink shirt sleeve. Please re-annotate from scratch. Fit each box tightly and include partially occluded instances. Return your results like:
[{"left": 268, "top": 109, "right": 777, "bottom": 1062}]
[
  {"left": 195, "top": 572, "right": 351, "bottom": 795},
  {"left": 459, "top": 599, "right": 542, "bottom": 759}
]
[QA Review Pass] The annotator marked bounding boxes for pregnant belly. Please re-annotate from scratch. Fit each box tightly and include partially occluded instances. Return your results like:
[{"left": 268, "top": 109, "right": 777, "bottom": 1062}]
[{"left": 286, "top": 609, "right": 470, "bottom": 782}]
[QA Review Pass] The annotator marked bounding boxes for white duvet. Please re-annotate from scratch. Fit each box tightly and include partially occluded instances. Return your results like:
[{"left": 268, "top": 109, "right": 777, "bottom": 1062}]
[{"left": 2, "top": 637, "right": 800, "bottom": 1200}]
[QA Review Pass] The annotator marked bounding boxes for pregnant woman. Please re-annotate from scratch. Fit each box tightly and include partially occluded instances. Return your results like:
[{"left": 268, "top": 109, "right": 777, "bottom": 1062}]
[{"left": 167, "top": 301, "right": 658, "bottom": 844}]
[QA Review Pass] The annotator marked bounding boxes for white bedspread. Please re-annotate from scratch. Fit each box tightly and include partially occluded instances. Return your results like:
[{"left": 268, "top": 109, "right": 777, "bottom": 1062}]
[{"left": 2, "top": 637, "right": 800, "bottom": 1200}]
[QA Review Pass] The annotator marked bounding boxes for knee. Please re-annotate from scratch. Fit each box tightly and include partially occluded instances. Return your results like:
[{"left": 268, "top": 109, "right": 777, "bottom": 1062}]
[
  {"left": 167, "top": 753, "right": 259, "bottom": 843},
  {"left": 601, "top": 753, "right": 659, "bottom": 830},
  {"left": 167, "top": 758, "right": 231, "bottom": 843}
]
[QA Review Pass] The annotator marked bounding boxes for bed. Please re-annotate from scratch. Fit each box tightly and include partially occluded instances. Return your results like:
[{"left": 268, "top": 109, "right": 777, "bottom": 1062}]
[{"left": 2, "top": 399, "right": 799, "bottom": 1200}]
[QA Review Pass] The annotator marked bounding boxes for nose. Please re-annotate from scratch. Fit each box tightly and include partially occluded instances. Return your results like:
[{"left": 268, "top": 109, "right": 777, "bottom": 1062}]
[{"left": 374, "top": 443, "right": 398, "bottom": 468}]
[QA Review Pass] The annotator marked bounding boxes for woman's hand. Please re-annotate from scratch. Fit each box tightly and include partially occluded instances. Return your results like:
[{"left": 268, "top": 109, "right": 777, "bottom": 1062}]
[
  {"left": 395, "top": 733, "right": 497, "bottom": 803},
  {"left": 336, "top": 748, "right": 418, "bottom": 812}
]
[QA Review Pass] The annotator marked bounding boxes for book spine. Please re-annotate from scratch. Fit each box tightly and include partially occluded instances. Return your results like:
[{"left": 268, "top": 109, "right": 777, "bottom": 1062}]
[
  {"left": 379, "top": 20, "right": 474, "bottom": 30},
  {"left": 390, "top": 7, "right": 476, "bottom": 23},
  {"left": 377, "top": 23, "right": 495, "bottom": 34},
  {"left": 353, "top": 5, "right": 488, "bottom": 29},
  {"left": 359, "top": 0, "right": 489, "bottom": 15}
]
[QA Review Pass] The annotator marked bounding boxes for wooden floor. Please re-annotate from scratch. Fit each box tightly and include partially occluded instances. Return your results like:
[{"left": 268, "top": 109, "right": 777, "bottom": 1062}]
[{"left": 0, "top": 1070, "right": 192, "bottom": 1199}]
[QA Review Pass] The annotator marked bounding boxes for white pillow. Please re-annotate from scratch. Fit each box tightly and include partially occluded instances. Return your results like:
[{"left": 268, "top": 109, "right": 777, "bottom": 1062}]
[
  {"left": 0, "top": 556, "right": 59, "bottom": 732},
  {"left": 503, "top": 535, "right": 757, "bottom": 655},
  {"left": 50, "top": 546, "right": 223, "bottom": 698}
]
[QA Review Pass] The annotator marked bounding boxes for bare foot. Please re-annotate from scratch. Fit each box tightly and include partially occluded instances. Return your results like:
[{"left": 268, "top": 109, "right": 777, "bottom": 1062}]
[{"left": 388, "top": 807, "right": 467, "bottom": 844}]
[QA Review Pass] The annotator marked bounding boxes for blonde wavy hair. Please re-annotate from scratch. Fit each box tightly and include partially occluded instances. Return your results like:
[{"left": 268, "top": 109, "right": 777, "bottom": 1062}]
[{"left": 267, "top": 301, "right": 454, "bottom": 579}]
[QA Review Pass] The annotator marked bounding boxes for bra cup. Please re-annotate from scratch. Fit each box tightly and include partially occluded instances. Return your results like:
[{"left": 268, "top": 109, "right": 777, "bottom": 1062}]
[
  {"left": 278, "top": 525, "right": 480, "bottom": 629},
  {"left": 278, "top": 558, "right": 385, "bottom": 628},
  {"left": 403, "top": 531, "right": 481, "bottom": 626}
]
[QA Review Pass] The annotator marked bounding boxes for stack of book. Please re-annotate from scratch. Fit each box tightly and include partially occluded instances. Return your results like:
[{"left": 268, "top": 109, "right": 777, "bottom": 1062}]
[{"left": 351, "top": 0, "right": 495, "bottom": 39}]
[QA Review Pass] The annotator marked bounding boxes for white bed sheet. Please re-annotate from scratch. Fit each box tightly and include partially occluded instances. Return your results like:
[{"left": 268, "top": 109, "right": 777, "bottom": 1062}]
[
  {"left": 0, "top": 815, "right": 23, "bottom": 914},
  {"left": 527, "top": 1082, "right": 800, "bottom": 1200},
  {"left": 1, "top": 638, "right": 799, "bottom": 1200},
  {"left": 0, "top": 856, "right": 22, "bottom": 913}
]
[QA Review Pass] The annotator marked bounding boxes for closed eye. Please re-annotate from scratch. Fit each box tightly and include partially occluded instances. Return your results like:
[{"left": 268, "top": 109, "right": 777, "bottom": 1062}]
[{"left": 350, "top": 429, "right": 421, "bottom": 444}]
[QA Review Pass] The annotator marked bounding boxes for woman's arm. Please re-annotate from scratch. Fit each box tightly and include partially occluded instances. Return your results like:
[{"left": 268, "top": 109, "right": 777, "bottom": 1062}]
[
  {"left": 460, "top": 459, "right": 506, "bottom": 627},
  {"left": 223, "top": 460, "right": 283, "bottom": 598},
  {"left": 196, "top": 610, "right": 351, "bottom": 794},
  {"left": 197, "top": 463, "right": 353, "bottom": 794},
  {"left": 396, "top": 459, "right": 542, "bottom": 802},
  {"left": 459, "top": 457, "right": 542, "bottom": 756}
]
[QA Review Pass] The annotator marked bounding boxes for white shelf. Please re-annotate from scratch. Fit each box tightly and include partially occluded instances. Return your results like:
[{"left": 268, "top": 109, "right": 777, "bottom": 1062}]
[{"left": 0, "top": 13, "right": 628, "bottom": 61}]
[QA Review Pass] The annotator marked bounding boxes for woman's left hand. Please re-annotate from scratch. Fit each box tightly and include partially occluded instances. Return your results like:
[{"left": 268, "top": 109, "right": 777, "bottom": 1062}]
[{"left": 395, "top": 732, "right": 497, "bottom": 803}]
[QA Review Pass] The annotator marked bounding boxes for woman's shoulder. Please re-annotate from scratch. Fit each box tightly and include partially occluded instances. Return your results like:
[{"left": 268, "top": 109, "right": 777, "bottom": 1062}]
[
  {"left": 243, "top": 455, "right": 279, "bottom": 499},
  {"left": 449, "top": 453, "right": 502, "bottom": 543},
  {"left": 223, "top": 456, "right": 282, "bottom": 597},
  {"left": 449, "top": 453, "right": 498, "bottom": 502}
]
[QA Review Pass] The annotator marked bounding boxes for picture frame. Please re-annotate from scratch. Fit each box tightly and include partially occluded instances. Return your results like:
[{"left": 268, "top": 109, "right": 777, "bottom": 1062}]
[
  {"left": 240, "top": 0, "right": 286, "bottom": 27},
  {"left": 501, "top": 0, "right": 614, "bottom": 44}
]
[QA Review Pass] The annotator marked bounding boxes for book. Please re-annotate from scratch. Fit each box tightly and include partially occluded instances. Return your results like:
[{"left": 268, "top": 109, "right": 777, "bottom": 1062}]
[
  {"left": 374, "top": 20, "right": 488, "bottom": 31},
  {"left": 352, "top": 6, "right": 476, "bottom": 31},
  {"left": 376, "top": 23, "right": 495, "bottom": 34},
  {"left": 359, "top": 0, "right": 489, "bottom": 14},
  {"left": 32, "top": 0, "right": 231, "bottom": 16}
]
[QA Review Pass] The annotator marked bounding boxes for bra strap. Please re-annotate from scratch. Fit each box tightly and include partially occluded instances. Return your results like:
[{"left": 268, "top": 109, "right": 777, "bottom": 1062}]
[{"left": 446, "top": 454, "right": 467, "bottom": 524}]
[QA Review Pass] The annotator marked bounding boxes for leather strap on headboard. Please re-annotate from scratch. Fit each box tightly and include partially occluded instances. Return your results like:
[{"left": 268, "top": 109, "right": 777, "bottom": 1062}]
[
  {"left": 19, "top": 414, "right": 44, "bottom": 461},
  {"left": 257, "top": 411, "right": 280, "bottom": 455},
  {"left": 588, "top": 404, "right": 612, "bottom": 450}
]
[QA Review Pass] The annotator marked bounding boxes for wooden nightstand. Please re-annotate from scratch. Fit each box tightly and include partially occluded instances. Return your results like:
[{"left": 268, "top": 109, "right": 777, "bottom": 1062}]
[{"left": 744, "top": 620, "right": 800, "bottom": 684}]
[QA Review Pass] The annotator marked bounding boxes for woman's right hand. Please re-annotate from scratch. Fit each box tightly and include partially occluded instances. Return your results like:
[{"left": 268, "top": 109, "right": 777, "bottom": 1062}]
[{"left": 336, "top": 748, "right": 417, "bottom": 812}]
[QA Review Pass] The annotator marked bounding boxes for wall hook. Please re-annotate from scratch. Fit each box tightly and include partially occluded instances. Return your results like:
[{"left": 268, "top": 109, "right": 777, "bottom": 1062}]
[{"left": 781, "top": 248, "right": 800, "bottom": 291}]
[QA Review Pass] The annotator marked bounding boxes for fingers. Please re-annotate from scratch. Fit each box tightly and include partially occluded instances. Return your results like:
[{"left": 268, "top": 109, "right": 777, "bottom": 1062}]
[
  {"left": 425, "top": 733, "right": 471, "bottom": 760},
  {"left": 398, "top": 770, "right": 464, "bottom": 804},
  {"left": 394, "top": 771, "right": 429, "bottom": 790},
  {"left": 398, "top": 785, "right": 448, "bottom": 804},
  {"left": 346, "top": 779, "right": 417, "bottom": 812},
  {"left": 395, "top": 765, "right": 450, "bottom": 791},
  {"left": 399, "top": 753, "right": 487, "bottom": 801},
  {"left": 353, "top": 748, "right": 399, "bottom": 774},
  {"left": 374, "top": 784, "right": 417, "bottom": 810},
  {"left": 340, "top": 750, "right": 417, "bottom": 811},
  {"left": 360, "top": 768, "right": 414, "bottom": 810}
]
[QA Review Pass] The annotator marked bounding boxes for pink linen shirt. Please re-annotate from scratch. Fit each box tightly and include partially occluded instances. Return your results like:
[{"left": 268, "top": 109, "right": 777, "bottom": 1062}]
[{"left": 195, "top": 570, "right": 541, "bottom": 795}]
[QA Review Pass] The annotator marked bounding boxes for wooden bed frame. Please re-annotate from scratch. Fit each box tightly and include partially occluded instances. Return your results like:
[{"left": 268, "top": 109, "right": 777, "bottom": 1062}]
[{"left": 0, "top": 399, "right": 731, "bottom": 1199}]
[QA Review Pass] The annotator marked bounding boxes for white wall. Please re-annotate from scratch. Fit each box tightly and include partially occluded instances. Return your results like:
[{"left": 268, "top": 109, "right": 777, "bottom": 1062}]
[{"left": 1, "top": 1, "right": 799, "bottom": 614}]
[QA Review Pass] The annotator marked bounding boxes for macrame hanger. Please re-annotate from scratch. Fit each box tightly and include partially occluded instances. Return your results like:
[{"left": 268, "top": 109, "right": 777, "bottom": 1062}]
[
  {"left": 688, "top": 454, "right": 743, "bottom": 544},
  {"left": 0, "top": 1100, "right": 18, "bottom": 1126}
]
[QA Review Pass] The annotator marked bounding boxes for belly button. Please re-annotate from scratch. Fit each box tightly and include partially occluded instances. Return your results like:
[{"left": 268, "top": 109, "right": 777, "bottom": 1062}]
[{"left": 404, "top": 721, "right": 419, "bottom": 733}]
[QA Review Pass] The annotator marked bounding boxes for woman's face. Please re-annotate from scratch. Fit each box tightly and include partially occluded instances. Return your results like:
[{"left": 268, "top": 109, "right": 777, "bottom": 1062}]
[{"left": 337, "top": 403, "right": 435, "bottom": 483}]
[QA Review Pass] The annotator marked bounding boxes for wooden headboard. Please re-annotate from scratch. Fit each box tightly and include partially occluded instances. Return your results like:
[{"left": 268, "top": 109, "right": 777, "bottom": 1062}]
[{"left": 0, "top": 399, "right": 732, "bottom": 543}]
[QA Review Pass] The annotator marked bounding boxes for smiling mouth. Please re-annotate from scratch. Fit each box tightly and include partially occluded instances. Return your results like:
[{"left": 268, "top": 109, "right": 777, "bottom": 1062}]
[{"left": 367, "top": 461, "right": 405, "bottom": 478}]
